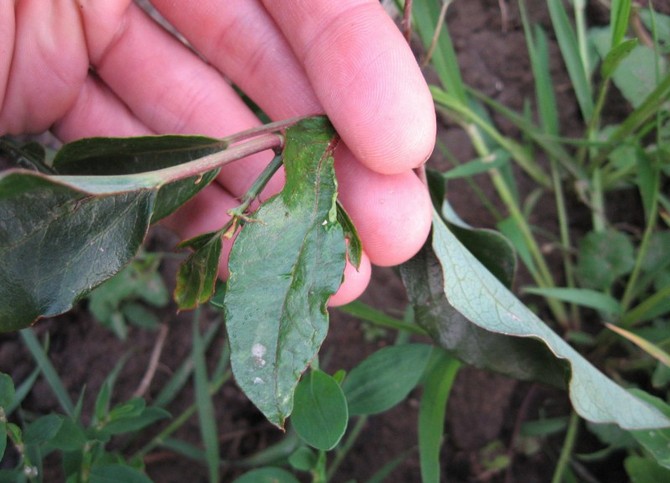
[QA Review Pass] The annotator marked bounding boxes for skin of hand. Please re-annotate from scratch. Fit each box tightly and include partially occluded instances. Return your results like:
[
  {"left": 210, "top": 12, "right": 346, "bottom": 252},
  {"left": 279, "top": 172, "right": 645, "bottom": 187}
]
[{"left": 0, "top": 0, "right": 435, "bottom": 306}]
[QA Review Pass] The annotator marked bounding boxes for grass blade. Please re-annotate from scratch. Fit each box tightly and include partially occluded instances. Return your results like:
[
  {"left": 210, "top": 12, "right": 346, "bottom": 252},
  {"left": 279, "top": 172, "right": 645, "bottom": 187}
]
[
  {"left": 20, "top": 329, "right": 74, "bottom": 416},
  {"left": 419, "top": 349, "right": 460, "bottom": 483},
  {"left": 606, "top": 324, "right": 670, "bottom": 367},
  {"left": 547, "top": 0, "right": 594, "bottom": 120},
  {"left": 411, "top": 0, "right": 467, "bottom": 102},
  {"left": 192, "top": 311, "right": 220, "bottom": 482},
  {"left": 611, "top": 0, "right": 633, "bottom": 48}
]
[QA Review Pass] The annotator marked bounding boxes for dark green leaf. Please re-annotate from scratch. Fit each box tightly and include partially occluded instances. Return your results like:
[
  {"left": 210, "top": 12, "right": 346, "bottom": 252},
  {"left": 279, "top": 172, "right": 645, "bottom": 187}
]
[
  {"left": 0, "top": 373, "right": 14, "bottom": 408},
  {"left": 0, "top": 171, "right": 154, "bottom": 332},
  {"left": 342, "top": 344, "right": 432, "bottom": 416},
  {"left": 291, "top": 370, "right": 348, "bottom": 451},
  {"left": 209, "top": 281, "right": 226, "bottom": 310},
  {"left": 601, "top": 38, "right": 639, "bottom": 80},
  {"left": 175, "top": 232, "right": 222, "bottom": 309},
  {"left": 399, "top": 242, "right": 567, "bottom": 387},
  {"left": 625, "top": 455, "right": 670, "bottom": 482},
  {"left": 23, "top": 414, "right": 63, "bottom": 446},
  {"left": 0, "top": 422, "right": 6, "bottom": 462},
  {"left": 288, "top": 447, "right": 318, "bottom": 472},
  {"left": 89, "top": 464, "right": 153, "bottom": 483},
  {"left": 224, "top": 117, "right": 346, "bottom": 427},
  {"left": 53, "top": 135, "right": 223, "bottom": 222},
  {"left": 121, "top": 303, "right": 160, "bottom": 330},
  {"left": 428, "top": 210, "right": 670, "bottom": 429},
  {"left": 48, "top": 417, "right": 87, "bottom": 452},
  {"left": 103, "top": 406, "right": 170, "bottom": 436},
  {"left": 0, "top": 470, "right": 23, "bottom": 483},
  {"left": 233, "top": 467, "right": 300, "bottom": 483},
  {"left": 629, "top": 390, "right": 670, "bottom": 468},
  {"left": 577, "top": 229, "right": 635, "bottom": 290}
]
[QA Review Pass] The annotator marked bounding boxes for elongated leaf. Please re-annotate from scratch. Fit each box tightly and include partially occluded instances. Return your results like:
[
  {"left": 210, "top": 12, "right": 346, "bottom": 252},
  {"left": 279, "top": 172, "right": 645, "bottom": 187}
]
[
  {"left": 523, "top": 287, "right": 622, "bottom": 315},
  {"left": 342, "top": 344, "right": 432, "bottom": 416},
  {"left": 419, "top": 350, "right": 460, "bottom": 483},
  {"left": 193, "top": 315, "right": 220, "bottom": 483},
  {"left": 0, "top": 373, "right": 14, "bottom": 408},
  {"left": 224, "top": 117, "right": 346, "bottom": 427},
  {"left": 429, "top": 210, "right": 670, "bottom": 429},
  {"left": 53, "top": 135, "right": 223, "bottom": 221},
  {"left": 291, "top": 370, "right": 348, "bottom": 451},
  {"left": 548, "top": 0, "right": 594, "bottom": 120}
]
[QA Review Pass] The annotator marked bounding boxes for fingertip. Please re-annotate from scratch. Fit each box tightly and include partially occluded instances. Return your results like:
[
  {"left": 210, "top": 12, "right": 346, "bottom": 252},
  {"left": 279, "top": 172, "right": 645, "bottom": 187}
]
[
  {"left": 328, "top": 252, "right": 372, "bottom": 307},
  {"left": 336, "top": 147, "right": 432, "bottom": 267}
]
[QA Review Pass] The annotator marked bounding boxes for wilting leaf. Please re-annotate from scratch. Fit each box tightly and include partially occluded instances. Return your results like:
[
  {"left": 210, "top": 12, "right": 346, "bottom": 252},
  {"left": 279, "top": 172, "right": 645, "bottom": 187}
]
[
  {"left": 428, "top": 210, "right": 669, "bottom": 430},
  {"left": 224, "top": 117, "right": 346, "bottom": 427},
  {"left": 174, "top": 232, "right": 223, "bottom": 309}
]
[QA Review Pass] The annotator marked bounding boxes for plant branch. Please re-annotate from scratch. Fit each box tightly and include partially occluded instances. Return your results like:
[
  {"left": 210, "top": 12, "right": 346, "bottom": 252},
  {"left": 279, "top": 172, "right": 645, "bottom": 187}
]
[{"left": 53, "top": 133, "right": 284, "bottom": 193}]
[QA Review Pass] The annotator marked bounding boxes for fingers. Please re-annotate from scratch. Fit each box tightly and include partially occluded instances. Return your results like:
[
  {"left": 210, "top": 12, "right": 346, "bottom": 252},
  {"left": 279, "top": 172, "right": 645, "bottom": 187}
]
[
  {"left": 335, "top": 145, "right": 432, "bottom": 267},
  {"left": 0, "top": 0, "right": 88, "bottom": 134},
  {"left": 77, "top": 2, "right": 282, "bottom": 197},
  {"left": 0, "top": 2, "right": 15, "bottom": 119},
  {"left": 53, "top": 76, "right": 153, "bottom": 140},
  {"left": 261, "top": 0, "right": 436, "bottom": 175}
]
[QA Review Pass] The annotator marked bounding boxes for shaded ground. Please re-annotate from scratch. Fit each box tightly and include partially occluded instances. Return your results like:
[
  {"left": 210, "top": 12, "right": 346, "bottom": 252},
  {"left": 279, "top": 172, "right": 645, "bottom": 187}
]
[{"left": 2, "top": 1, "right": 661, "bottom": 481}]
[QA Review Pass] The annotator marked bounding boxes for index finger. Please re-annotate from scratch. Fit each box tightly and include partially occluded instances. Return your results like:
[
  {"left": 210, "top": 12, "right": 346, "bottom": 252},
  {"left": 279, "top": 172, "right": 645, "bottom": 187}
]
[{"left": 262, "top": 0, "right": 436, "bottom": 175}]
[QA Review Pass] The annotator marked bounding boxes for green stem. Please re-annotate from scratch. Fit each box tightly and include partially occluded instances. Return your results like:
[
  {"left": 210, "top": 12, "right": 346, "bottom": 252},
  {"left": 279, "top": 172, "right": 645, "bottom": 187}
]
[
  {"left": 621, "top": 188, "right": 659, "bottom": 312},
  {"left": 228, "top": 153, "right": 283, "bottom": 219},
  {"left": 326, "top": 416, "right": 368, "bottom": 481},
  {"left": 550, "top": 159, "right": 579, "bottom": 329},
  {"left": 54, "top": 133, "right": 284, "bottom": 194},
  {"left": 551, "top": 411, "right": 579, "bottom": 483},
  {"left": 338, "top": 301, "right": 428, "bottom": 336},
  {"left": 591, "top": 168, "right": 606, "bottom": 232}
]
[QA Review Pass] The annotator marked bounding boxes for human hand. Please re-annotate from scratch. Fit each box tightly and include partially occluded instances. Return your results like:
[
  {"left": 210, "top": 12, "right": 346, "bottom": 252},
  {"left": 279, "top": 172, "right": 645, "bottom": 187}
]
[{"left": 0, "top": 0, "right": 435, "bottom": 305}]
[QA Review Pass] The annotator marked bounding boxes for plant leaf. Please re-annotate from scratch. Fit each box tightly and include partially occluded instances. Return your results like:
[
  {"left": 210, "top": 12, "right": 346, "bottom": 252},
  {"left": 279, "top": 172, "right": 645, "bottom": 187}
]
[
  {"left": 0, "top": 171, "right": 155, "bottom": 331},
  {"left": 429, "top": 210, "right": 670, "bottom": 429},
  {"left": 400, "top": 241, "right": 568, "bottom": 388},
  {"left": 291, "top": 370, "right": 348, "bottom": 451},
  {"left": 52, "top": 135, "right": 223, "bottom": 221},
  {"left": 0, "top": 373, "right": 14, "bottom": 408},
  {"left": 342, "top": 344, "right": 432, "bottom": 416},
  {"left": 174, "top": 232, "right": 222, "bottom": 309},
  {"left": 419, "top": 350, "right": 460, "bottom": 483},
  {"left": 233, "top": 468, "right": 300, "bottom": 483},
  {"left": 577, "top": 229, "right": 635, "bottom": 291},
  {"left": 224, "top": 117, "right": 346, "bottom": 428}
]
